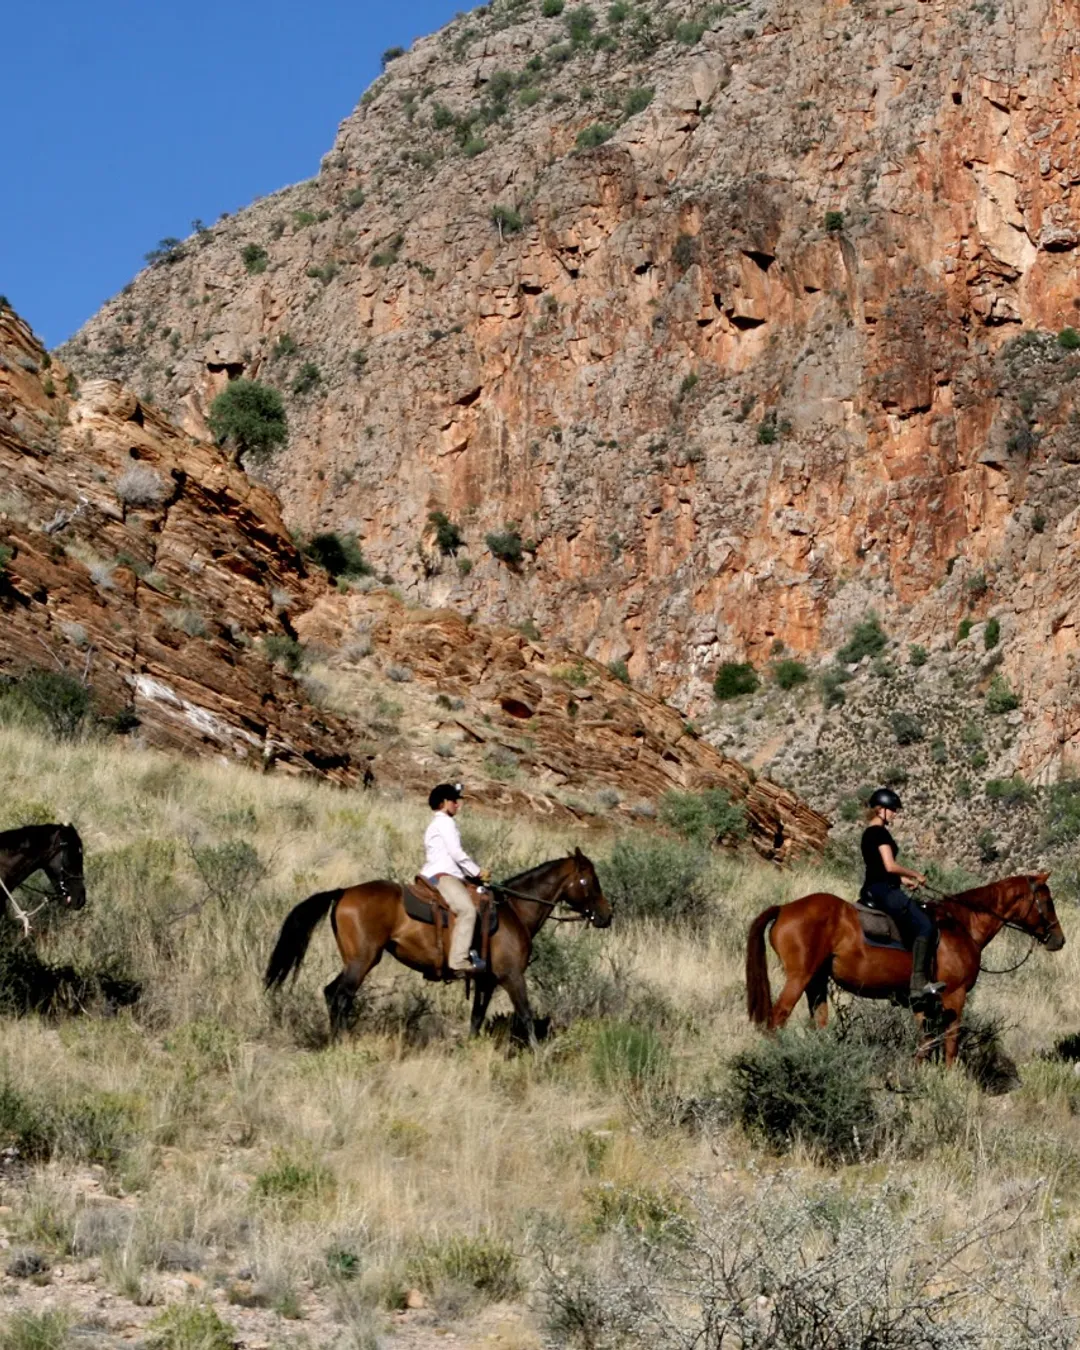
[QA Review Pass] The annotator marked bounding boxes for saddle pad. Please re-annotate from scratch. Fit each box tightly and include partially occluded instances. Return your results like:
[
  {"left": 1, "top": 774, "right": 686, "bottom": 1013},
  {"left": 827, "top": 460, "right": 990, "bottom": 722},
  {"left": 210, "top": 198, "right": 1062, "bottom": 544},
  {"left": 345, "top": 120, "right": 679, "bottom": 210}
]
[
  {"left": 402, "top": 884, "right": 499, "bottom": 935},
  {"left": 854, "top": 902, "right": 906, "bottom": 949}
]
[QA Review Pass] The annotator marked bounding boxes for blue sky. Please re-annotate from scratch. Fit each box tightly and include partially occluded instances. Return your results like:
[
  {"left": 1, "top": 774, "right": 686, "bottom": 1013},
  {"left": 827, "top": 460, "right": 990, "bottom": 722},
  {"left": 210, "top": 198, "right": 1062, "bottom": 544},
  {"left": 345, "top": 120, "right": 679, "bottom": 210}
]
[{"left": 3, "top": 0, "right": 463, "bottom": 347}]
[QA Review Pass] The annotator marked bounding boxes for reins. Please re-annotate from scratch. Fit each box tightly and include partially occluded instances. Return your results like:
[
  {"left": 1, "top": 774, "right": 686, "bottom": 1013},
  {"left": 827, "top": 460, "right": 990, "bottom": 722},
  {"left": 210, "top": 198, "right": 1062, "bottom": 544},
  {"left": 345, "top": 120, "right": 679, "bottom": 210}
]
[
  {"left": 0, "top": 873, "right": 49, "bottom": 938},
  {"left": 918, "top": 881, "right": 1043, "bottom": 975},
  {"left": 487, "top": 876, "right": 594, "bottom": 922}
]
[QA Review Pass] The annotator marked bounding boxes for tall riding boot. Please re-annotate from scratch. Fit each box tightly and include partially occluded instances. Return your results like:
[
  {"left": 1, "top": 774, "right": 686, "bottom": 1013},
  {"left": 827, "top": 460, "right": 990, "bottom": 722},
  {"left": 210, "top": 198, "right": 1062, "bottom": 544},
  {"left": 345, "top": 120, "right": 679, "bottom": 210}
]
[{"left": 909, "top": 936, "right": 945, "bottom": 1006}]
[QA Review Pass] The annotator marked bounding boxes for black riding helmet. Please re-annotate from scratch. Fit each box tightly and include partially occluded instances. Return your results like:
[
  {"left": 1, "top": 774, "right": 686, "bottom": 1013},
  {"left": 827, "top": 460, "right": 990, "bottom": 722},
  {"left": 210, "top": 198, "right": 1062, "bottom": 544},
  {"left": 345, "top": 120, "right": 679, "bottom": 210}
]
[
  {"left": 868, "top": 787, "right": 903, "bottom": 812},
  {"left": 428, "top": 782, "right": 463, "bottom": 810}
]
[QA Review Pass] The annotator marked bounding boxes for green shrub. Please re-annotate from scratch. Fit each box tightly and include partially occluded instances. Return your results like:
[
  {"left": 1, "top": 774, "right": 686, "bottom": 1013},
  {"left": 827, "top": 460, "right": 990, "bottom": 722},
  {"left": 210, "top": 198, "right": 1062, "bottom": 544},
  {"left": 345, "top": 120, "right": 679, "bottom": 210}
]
[
  {"left": 675, "top": 19, "right": 706, "bottom": 42},
  {"left": 757, "top": 417, "right": 778, "bottom": 445},
  {"left": 381, "top": 45, "right": 405, "bottom": 68},
  {"left": 254, "top": 1152, "right": 333, "bottom": 1202},
  {"left": 0, "top": 670, "right": 91, "bottom": 740},
  {"left": 146, "top": 1304, "right": 236, "bottom": 1350},
  {"left": 1059, "top": 326, "right": 1080, "bottom": 350},
  {"left": 984, "top": 616, "right": 1000, "bottom": 649},
  {"left": 306, "top": 261, "right": 339, "bottom": 284},
  {"left": 462, "top": 136, "right": 488, "bottom": 157},
  {"left": 344, "top": 187, "right": 366, "bottom": 210},
  {"left": 406, "top": 1232, "right": 521, "bottom": 1303},
  {"left": 1042, "top": 778, "right": 1080, "bottom": 848},
  {"left": 241, "top": 243, "right": 268, "bottom": 274},
  {"left": 977, "top": 828, "right": 999, "bottom": 864},
  {"left": 303, "top": 532, "right": 372, "bottom": 579},
  {"left": 608, "top": 0, "right": 629, "bottom": 19},
  {"left": 889, "top": 711, "right": 925, "bottom": 746},
  {"left": 191, "top": 839, "right": 266, "bottom": 906},
  {"left": 622, "top": 86, "right": 653, "bottom": 116},
  {"left": 597, "top": 836, "right": 708, "bottom": 923},
  {"left": 290, "top": 361, "right": 322, "bottom": 396},
  {"left": 824, "top": 210, "right": 845, "bottom": 232},
  {"left": 607, "top": 659, "right": 630, "bottom": 685},
  {"left": 486, "top": 529, "right": 524, "bottom": 564},
  {"left": 658, "top": 788, "right": 746, "bottom": 845},
  {"left": 0, "top": 1309, "right": 71, "bottom": 1350},
  {"left": 772, "top": 658, "right": 808, "bottom": 690},
  {"left": 432, "top": 102, "right": 455, "bottom": 129},
  {"left": 575, "top": 123, "right": 614, "bottom": 151},
  {"left": 985, "top": 673, "right": 1020, "bottom": 714},
  {"left": 0, "top": 543, "right": 13, "bottom": 575},
  {"left": 836, "top": 614, "right": 886, "bottom": 663},
  {"left": 672, "top": 233, "right": 698, "bottom": 270},
  {"left": 428, "top": 511, "right": 464, "bottom": 554},
  {"left": 207, "top": 380, "right": 287, "bottom": 466},
  {"left": 820, "top": 664, "right": 852, "bottom": 708},
  {"left": 956, "top": 617, "right": 973, "bottom": 642},
  {"left": 144, "top": 237, "right": 184, "bottom": 266},
  {"left": 261, "top": 635, "right": 306, "bottom": 673},
  {"left": 528, "top": 926, "right": 625, "bottom": 1024},
  {"left": 712, "top": 661, "right": 758, "bottom": 701},
  {"left": 591, "top": 1020, "right": 668, "bottom": 1089},
  {"left": 271, "top": 333, "right": 297, "bottom": 360},
  {"left": 678, "top": 371, "right": 699, "bottom": 398},
  {"left": 565, "top": 4, "right": 596, "bottom": 41},
  {"left": 908, "top": 643, "right": 928, "bottom": 667},
  {"left": 491, "top": 204, "right": 524, "bottom": 235},
  {"left": 985, "top": 775, "right": 1034, "bottom": 807},
  {"left": 728, "top": 1029, "right": 880, "bottom": 1162},
  {"left": 543, "top": 0, "right": 565, "bottom": 12}
]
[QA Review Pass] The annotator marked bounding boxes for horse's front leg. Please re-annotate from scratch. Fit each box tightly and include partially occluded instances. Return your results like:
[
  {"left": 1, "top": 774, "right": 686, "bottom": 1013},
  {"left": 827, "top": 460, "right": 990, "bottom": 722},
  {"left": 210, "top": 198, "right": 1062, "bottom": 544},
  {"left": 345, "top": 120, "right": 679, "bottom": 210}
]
[
  {"left": 501, "top": 970, "right": 538, "bottom": 1049},
  {"left": 940, "top": 989, "right": 966, "bottom": 1067},
  {"left": 470, "top": 974, "right": 497, "bottom": 1037}
]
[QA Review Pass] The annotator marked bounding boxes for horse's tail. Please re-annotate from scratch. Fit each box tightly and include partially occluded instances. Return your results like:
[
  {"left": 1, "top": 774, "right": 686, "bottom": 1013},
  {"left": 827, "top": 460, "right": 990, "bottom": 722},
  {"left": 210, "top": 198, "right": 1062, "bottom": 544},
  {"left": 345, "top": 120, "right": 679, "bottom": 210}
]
[
  {"left": 746, "top": 904, "right": 781, "bottom": 1026},
  {"left": 264, "top": 888, "right": 343, "bottom": 990}
]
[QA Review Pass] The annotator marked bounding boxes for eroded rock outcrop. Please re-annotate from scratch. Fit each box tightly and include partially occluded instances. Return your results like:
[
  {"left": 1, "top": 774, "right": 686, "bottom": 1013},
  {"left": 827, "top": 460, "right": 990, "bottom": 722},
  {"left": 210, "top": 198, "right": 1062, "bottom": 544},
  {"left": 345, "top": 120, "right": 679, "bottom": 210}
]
[{"left": 3, "top": 306, "right": 826, "bottom": 854}]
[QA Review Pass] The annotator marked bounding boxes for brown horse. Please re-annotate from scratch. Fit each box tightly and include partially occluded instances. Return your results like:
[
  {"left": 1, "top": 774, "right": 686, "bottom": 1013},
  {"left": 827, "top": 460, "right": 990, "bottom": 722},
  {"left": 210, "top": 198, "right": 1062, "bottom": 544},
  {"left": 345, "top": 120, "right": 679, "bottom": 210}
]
[
  {"left": 0, "top": 824, "right": 87, "bottom": 923},
  {"left": 746, "top": 874, "right": 1065, "bottom": 1064},
  {"left": 264, "top": 849, "right": 612, "bottom": 1045}
]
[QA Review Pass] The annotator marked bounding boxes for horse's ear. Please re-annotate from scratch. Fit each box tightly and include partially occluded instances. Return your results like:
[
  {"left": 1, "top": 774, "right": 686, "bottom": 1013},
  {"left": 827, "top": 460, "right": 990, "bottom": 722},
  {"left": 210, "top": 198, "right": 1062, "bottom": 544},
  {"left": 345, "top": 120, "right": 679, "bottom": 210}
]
[
  {"left": 574, "top": 846, "right": 585, "bottom": 861},
  {"left": 1036, "top": 871, "right": 1050, "bottom": 882}
]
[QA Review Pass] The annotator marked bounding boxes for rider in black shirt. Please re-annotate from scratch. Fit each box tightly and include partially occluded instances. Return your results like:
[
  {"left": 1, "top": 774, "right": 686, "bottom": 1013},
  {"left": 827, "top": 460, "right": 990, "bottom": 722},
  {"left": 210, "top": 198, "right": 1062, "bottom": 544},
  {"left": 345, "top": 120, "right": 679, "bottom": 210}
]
[{"left": 860, "top": 787, "right": 944, "bottom": 1007}]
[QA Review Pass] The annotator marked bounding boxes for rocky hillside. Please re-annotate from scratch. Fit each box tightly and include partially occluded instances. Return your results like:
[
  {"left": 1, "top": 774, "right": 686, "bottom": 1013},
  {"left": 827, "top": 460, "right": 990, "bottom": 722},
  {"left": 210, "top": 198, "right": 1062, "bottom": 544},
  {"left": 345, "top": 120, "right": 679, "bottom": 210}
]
[
  {"left": 1, "top": 304, "right": 826, "bottom": 856},
  {"left": 60, "top": 0, "right": 1080, "bottom": 840}
]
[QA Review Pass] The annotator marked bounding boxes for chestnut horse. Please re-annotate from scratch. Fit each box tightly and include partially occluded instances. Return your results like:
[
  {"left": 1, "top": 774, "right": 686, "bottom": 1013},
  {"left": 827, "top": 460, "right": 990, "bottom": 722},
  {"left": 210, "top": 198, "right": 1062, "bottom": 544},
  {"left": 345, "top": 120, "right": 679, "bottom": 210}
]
[
  {"left": 265, "top": 849, "right": 612, "bottom": 1045},
  {"left": 746, "top": 873, "right": 1065, "bottom": 1063}
]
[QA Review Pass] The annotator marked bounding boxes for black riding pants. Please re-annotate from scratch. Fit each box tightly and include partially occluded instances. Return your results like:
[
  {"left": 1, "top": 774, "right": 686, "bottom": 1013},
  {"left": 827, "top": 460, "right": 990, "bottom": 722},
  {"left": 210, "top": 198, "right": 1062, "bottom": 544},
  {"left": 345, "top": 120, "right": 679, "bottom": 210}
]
[{"left": 864, "top": 883, "right": 934, "bottom": 946}]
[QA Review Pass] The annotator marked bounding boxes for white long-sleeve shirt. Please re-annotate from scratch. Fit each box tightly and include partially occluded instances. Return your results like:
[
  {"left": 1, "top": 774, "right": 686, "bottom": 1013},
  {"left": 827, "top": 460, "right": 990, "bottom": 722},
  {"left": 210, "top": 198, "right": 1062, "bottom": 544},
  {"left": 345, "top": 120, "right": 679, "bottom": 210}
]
[{"left": 421, "top": 811, "right": 479, "bottom": 881}]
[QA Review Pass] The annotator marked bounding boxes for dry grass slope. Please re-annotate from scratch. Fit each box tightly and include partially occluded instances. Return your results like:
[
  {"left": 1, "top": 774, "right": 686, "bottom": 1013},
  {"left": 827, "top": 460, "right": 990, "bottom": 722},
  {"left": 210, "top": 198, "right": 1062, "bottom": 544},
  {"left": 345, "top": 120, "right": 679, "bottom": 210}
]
[{"left": 0, "top": 724, "right": 1077, "bottom": 1346}]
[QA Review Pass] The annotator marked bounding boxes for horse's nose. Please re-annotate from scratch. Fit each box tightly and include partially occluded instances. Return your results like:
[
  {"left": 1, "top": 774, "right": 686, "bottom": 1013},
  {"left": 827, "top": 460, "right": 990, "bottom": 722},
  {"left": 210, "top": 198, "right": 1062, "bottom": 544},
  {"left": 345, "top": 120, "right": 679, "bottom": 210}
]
[{"left": 1047, "top": 929, "right": 1066, "bottom": 952}]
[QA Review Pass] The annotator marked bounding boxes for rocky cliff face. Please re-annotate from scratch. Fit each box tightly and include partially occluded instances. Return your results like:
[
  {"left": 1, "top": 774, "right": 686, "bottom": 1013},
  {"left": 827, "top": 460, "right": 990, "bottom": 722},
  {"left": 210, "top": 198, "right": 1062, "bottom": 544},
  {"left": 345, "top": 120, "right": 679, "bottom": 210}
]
[
  {"left": 2, "top": 304, "right": 825, "bottom": 856},
  {"left": 61, "top": 0, "right": 1080, "bottom": 836}
]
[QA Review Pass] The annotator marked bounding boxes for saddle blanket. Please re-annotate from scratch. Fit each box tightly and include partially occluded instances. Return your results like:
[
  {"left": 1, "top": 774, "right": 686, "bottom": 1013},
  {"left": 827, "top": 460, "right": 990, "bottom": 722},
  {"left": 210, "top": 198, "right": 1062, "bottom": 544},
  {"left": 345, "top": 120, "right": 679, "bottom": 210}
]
[{"left": 403, "top": 878, "right": 499, "bottom": 935}]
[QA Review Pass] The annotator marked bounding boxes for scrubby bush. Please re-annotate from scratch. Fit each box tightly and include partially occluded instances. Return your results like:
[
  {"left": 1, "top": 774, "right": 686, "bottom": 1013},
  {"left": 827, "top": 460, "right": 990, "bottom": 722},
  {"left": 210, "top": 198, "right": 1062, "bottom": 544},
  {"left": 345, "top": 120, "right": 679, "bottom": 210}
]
[
  {"left": 984, "top": 616, "right": 1000, "bottom": 649},
  {"left": 820, "top": 664, "right": 852, "bottom": 708},
  {"left": 207, "top": 380, "right": 287, "bottom": 466},
  {"left": 528, "top": 927, "right": 625, "bottom": 1024},
  {"left": 607, "top": 659, "right": 630, "bottom": 685},
  {"left": 597, "top": 836, "right": 708, "bottom": 923},
  {"left": 381, "top": 45, "right": 405, "bottom": 68},
  {"left": 591, "top": 1021, "right": 668, "bottom": 1090},
  {"left": 565, "top": 4, "right": 597, "bottom": 41},
  {"left": 241, "top": 243, "right": 268, "bottom": 274},
  {"left": 658, "top": 788, "right": 746, "bottom": 845},
  {"left": 728, "top": 1029, "right": 880, "bottom": 1162},
  {"left": 772, "top": 658, "right": 808, "bottom": 690},
  {"left": 712, "top": 661, "right": 758, "bottom": 700},
  {"left": 261, "top": 635, "right": 306, "bottom": 673},
  {"left": 542, "top": 0, "right": 565, "bottom": 13},
  {"left": 116, "top": 464, "right": 169, "bottom": 507},
  {"left": 0, "top": 1309, "right": 72, "bottom": 1350},
  {"left": 303, "top": 532, "right": 372, "bottom": 580},
  {"left": 406, "top": 1232, "right": 521, "bottom": 1305},
  {"left": 985, "top": 775, "right": 1034, "bottom": 807},
  {"left": 191, "top": 839, "right": 266, "bottom": 906},
  {"left": 909, "top": 643, "right": 928, "bottom": 667},
  {"left": 491, "top": 204, "right": 524, "bottom": 235},
  {"left": 889, "top": 710, "right": 925, "bottom": 746},
  {"left": 576, "top": 123, "right": 614, "bottom": 150},
  {"left": 1043, "top": 778, "right": 1080, "bottom": 848},
  {"left": 486, "top": 529, "right": 524, "bottom": 564},
  {"left": 672, "top": 233, "right": 698, "bottom": 270},
  {"left": 985, "top": 673, "right": 1020, "bottom": 714},
  {"left": 0, "top": 670, "right": 92, "bottom": 740},
  {"left": 836, "top": 614, "right": 886, "bottom": 663},
  {"left": 291, "top": 361, "right": 322, "bottom": 396},
  {"left": 344, "top": 187, "right": 366, "bottom": 211},
  {"left": 144, "top": 237, "right": 184, "bottom": 266},
  {"left": 428, "top": 511, "right": 463, "bottom": 554},
  {"left": 272, "top": 333, "right": 297, "bottom": 360},
  {"left": 824, "top": 210, "right": 845, "bottom": 232},
  {"left": 622, "top": 86, "right": 653, "bottom": 116},
  {"left": 146, "top": 1304, "right": 236, "bottom": 1350},
  {"left": 956, "top": 617, "right": 973, "bottom": 642},
  {"left": 1058, "top": 326, "right": 1080, "bottom": 350}
]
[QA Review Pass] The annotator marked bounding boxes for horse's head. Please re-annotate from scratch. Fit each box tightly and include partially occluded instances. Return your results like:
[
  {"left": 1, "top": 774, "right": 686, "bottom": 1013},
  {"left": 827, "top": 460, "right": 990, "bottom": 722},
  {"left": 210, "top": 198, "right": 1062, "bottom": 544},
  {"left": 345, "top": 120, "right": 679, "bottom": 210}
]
[
  {"left": 565, "top": 848, "right": 612, "bottom": 928},
  {"left": 45, "top": 824, "right": 86, "bottom": 911},
  {"left": 1014, "top": 873, "right": 1063, "bottom": 951}
]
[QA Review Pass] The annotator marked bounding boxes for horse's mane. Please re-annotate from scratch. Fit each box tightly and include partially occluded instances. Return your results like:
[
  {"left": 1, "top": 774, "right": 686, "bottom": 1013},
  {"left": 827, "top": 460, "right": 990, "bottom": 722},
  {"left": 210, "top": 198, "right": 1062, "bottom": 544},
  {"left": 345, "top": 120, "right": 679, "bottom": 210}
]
[
  {"left": 0, "top": 823, "right": 67, "bottom": 851},
  {"left": 939, "top": 874, "right": 1035, "bottom": 914},
  {"left": 501, "top": 854, "right": 575, "bottom": 889}
]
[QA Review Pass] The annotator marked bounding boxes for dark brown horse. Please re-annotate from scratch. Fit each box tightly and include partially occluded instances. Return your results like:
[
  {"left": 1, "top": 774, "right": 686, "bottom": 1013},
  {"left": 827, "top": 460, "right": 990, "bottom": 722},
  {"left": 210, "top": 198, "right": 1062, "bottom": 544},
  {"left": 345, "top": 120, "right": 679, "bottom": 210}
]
[
  {"left": 0, "top": 824, "right": 87, "bottom": 928},
  {"left": 265, "top": 849, "right": 612, "bottom": 1045},
  {"left": 746, "top": 874, "right": 1064, "bottom": 1064}
]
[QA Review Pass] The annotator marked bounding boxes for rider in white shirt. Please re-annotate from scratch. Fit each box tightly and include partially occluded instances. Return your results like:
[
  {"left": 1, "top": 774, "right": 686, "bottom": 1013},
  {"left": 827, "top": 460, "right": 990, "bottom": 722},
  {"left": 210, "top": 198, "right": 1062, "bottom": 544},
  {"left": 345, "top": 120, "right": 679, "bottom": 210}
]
[{"left": 422, "top": 783, "right": 488, "bottom": 974}]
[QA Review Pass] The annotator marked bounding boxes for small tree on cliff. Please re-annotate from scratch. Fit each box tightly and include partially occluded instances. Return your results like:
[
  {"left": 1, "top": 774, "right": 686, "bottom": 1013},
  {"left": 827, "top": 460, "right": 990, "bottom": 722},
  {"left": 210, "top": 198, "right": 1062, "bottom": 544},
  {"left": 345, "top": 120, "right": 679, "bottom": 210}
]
[{"left": 208, "top": 380, "right": 288, "bottom": 468}]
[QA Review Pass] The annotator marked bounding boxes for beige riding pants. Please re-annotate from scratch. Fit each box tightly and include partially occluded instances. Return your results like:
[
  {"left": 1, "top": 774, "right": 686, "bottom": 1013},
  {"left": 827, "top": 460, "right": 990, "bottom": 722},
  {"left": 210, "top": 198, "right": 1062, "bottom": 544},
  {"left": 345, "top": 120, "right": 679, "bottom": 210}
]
[{"left": 436, "top": 875, "right": 477, "bottom": 970}]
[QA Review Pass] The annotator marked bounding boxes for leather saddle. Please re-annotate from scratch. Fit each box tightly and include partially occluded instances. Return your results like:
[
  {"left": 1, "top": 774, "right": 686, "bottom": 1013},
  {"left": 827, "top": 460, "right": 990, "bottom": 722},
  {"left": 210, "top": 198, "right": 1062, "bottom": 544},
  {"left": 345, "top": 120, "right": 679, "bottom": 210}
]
[
  {"left": 853, "top": 902, "right": 907, "bottom": 950},
  {"left": 403, "top": 875, "right": 498, "bottom": 936}
]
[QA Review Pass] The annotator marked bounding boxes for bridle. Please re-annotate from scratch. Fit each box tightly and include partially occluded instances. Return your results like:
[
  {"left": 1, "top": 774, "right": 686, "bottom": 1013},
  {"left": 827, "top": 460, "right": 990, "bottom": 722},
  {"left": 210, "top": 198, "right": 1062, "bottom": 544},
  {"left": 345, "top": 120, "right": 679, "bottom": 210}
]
[
  {"left": 487, "top": 860, "right": 603, "bottom": 925},
  {"left": 923, "top": 876, "right": 1056, "bottom": 973}
]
